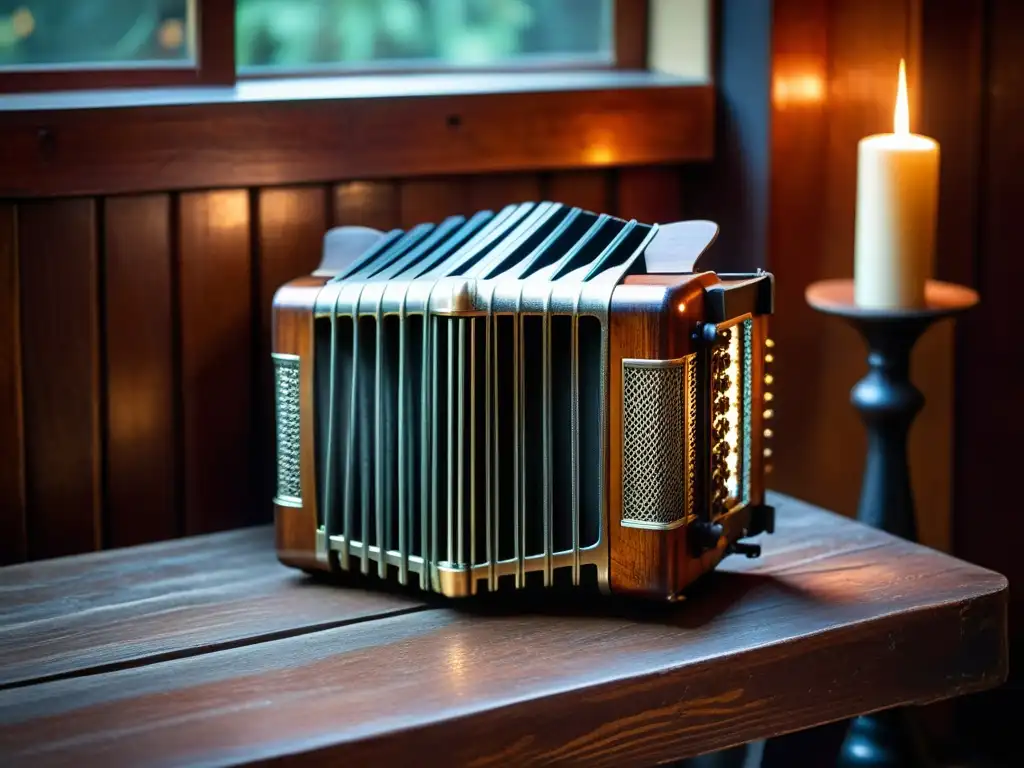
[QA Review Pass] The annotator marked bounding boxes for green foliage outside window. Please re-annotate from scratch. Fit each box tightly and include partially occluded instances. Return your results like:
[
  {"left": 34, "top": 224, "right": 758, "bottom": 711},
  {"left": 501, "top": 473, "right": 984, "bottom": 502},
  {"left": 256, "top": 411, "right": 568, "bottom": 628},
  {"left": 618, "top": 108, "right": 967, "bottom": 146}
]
[
  {"left": 0, "top": 0, "right": 610, "bottom": 71},
  {"left": 237, "top": 0, "right": 610, "bottom": 70},
  {"left": 0, "top": 1, "right": 193, "bottom": 67}
]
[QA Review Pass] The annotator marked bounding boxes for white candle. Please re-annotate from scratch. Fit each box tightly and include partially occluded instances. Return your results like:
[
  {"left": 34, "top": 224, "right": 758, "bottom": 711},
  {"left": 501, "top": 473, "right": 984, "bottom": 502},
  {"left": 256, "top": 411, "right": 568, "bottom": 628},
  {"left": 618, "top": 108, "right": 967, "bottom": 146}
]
[{"left": 854, "top": 59, "right": 940, "bottom": 309}]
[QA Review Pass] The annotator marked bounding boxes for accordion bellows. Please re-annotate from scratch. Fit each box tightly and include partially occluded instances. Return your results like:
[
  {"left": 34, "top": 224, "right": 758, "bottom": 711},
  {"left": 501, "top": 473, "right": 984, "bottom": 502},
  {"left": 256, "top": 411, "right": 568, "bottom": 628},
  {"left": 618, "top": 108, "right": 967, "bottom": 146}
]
[{"left": 272, "top": 201, "right": 775, "bottom": 601}]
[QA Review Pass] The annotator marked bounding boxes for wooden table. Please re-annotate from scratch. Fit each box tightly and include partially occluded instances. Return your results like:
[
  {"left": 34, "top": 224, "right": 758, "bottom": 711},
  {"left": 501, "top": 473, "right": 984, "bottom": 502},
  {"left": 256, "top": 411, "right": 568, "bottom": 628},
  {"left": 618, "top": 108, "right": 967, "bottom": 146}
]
[{"left": 0, "top": 494, "right": 1007, "bottom": 767}]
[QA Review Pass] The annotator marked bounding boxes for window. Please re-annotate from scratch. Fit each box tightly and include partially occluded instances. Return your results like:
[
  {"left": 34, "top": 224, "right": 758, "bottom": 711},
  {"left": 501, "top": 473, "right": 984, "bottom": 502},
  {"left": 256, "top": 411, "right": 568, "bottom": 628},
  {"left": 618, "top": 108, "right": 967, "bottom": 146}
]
[
  {"left": 237, "top": 0, "right": 613, "bottom": 73},
  {"left": 0, "top": 0, "right": 705, "bottom": 93},
  {"left": 0, "top": 1, "right": 196, "bottom": 69}
]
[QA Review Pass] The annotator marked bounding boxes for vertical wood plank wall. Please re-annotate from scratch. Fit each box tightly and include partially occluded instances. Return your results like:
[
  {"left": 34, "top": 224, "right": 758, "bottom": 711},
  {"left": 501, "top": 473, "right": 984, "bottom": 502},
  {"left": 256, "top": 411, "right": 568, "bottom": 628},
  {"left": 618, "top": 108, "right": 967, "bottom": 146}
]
[
  {"left": 0, "top": 167, "right": 686, "bottom": 563},
  {"left": 767, "top": 0, "right": 955, "bottom": 553}
]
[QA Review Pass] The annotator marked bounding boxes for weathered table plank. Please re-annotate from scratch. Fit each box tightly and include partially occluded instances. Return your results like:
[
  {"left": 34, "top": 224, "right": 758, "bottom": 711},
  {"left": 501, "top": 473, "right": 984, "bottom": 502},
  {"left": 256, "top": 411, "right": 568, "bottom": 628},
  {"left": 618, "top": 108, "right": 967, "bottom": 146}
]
[
  {"left": 0, "top": 526, "right": 425, "bottom": 688},
  {"left": 0, "top": 495, "right": 1008, "bottom": 767}
]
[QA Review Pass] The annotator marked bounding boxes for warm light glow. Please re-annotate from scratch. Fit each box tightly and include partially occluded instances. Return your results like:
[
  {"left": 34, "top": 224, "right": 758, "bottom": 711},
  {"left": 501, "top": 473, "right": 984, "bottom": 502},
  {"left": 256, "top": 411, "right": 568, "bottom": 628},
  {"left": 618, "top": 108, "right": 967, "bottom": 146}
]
[
  {"left": 676, "top": 301, "right": 687, "bottom": 314},
  {"left": 209, "top": 191, "right": 249, "bottom": 232},
  {"left": 444, "top": 637, "right": 468, "bottom": 693},
  {"left": 584, "top": 142, "right": 614, "bottom": 165},
  {"left": 772, "top": 72, "right": 825, "bottom": 106},
  {"left": 894, "top": 58, "right": 910, "bottom": 136}
]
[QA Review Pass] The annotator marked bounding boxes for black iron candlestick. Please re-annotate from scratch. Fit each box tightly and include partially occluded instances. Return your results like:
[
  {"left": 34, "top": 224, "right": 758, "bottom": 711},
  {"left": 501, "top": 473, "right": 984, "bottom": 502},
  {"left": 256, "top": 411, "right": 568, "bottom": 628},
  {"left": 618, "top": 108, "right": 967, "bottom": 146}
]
[{"left": 806, "top": 278, "right": 979, "bottom": 768}]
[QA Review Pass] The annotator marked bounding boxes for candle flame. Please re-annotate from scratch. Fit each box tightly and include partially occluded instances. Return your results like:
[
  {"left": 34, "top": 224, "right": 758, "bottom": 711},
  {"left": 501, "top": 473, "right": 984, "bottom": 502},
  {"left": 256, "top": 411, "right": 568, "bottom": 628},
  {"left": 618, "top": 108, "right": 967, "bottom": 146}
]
[{"left": 894, "top": 58, "right": 910, "bottom": 135}]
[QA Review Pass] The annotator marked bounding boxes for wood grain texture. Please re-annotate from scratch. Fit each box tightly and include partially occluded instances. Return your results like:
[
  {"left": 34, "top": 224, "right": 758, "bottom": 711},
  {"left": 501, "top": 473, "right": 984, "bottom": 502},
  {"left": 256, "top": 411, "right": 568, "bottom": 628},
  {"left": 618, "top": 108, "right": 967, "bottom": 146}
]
[
  {"left": 0, "top": 203, "right": 26, "bottom": 565},
  {"left": 0, "top": 526, "right": 424, "bottom": 689},
  {"left": 271, "top": 277, "right": 330, "bottom": 572},
  {"left": 467, "top": 172, "right": 543, "bottom": 211},
  {"left": 256, "top": 187, "right": 328, "bottom": 524},
  {"left": 606, "top": 278, "right": 721, "bottom": 599},
  {"left": 399, "top": 178, "right": 470, "bottom": 228},
  {"left": 952, "top": 0, "right": 1022, "bottom": 605},
  {"left": 765, "top": 0, "right": 831, "bottom": 531},
  {"left": 179, "top": 191, "right": 253, "bottom": 536},
  {"left": 948, "top": 2, "right": 1024, "bottom": 751},
  {"left": 333, "top": 181, "right": 401, "bottom": 231},
  {"left": 0, "top": 494, "right": 1007, "bottom": 767},
  {"left": 104, "top": 195, "right": 178, "bottom": 547},
  {"left": 608, "top": 283, "right": 672, "bottom": 599},
  {"left": 616, "top": 166, "right": 684, "bottom": 224},
  {"left": 764, "top": 0, "right": 955, "bottom": 553},
  {"left": 544, "top": 169, "right": 612, "bottom": 213},
  {"left": 0, "top": 85, "right": 714, "bottom": 199},
  {"left": 920, "top": 0, "right": 986, "bottom": 290},
  {"left": 18, "top": 199, "right": 102, "bottom": 560}
]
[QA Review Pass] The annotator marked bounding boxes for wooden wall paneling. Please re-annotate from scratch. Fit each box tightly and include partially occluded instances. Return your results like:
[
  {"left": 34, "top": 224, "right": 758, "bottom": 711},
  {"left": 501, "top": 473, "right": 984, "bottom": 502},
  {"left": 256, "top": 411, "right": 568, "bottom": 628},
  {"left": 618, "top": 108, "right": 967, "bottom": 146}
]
[
  {"left": 683, "top": 0, "right": 772, "bottom": 275},
  {"left": 103, "top": 195, "right": 178, "bottom": 548},
  {"left": 917, "top": 0, "right": 991, "bottom": 563},
  {"left": 0, "top": 203, "right": 26, "bottom": 564},
  {"left": 0, "top": 87, "right": 713, "bottom": 200},
  {"left": 467, "top": 173, "right": 543, "bottom": 211},
  {"left": 766, "top": 0, "right": 834, "bottom": 517},
  {"left": 789, "top": 0, "right": 884, "bottom": 521},
  {"left": 831, "top": 0, "right": 951, "bottom": 552},
  {"left": 950, "top": 0, "right": 1024, "bottom": 755},
  {"left": 544, "top": 170, "right": 613, "bottom": 214},
  {"left": 256, "top": 186, "right": 329, "bottom": 520},
  {"left": 615, "top": 166, "right": 684, "bottom": 225},
  {"left": 765, "top": 0, "right": 953, "bottom": 552},
  {"left": 917, "top": 2, "right": 1005, "bottom": 758},
  {"left": 399, "top": 178, "right": 471, "bottom": 228},
  {"left": 18, "top": 199, "right": 102, "bottom": 559},
  {"left": 920, "top": 0, "right": 985, "bottom": 291},
  {"left": 179, "top": 190, "right": 253, "bottom": 535},
  {"left": 333, "top": 181, "right": 401, "bottom": 231},
  {"left": 816, "top": 0, "right": 909, "bottom": 523}
]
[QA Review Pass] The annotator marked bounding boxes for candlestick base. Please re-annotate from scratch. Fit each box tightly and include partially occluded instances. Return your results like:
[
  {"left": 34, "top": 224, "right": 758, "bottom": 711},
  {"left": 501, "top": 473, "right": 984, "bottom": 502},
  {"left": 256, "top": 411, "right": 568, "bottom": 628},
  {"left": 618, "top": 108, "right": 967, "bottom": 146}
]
[{"left": 806, "top": 278, "right": 978, "bottom": 767}]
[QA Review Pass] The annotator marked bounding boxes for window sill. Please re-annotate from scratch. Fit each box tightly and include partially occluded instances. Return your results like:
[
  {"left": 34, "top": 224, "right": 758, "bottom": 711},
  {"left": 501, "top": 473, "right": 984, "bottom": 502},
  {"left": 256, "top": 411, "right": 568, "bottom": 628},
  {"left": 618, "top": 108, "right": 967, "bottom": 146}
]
[{"left": 0, "top": 71, "right": 714, "bottom": 199}]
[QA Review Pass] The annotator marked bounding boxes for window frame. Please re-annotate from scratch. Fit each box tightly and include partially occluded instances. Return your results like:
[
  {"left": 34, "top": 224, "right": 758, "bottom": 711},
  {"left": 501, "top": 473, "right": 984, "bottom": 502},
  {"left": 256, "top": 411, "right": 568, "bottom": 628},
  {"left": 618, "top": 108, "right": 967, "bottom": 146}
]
[
  {"left": 0, "top": 0, "right": 646, "bottom": 95},
  {"left": 0, "top": 0, "right": 236, "bottom": 94},
  {"left": 0, "top": 0, "right": 717, "bottom": 201}
]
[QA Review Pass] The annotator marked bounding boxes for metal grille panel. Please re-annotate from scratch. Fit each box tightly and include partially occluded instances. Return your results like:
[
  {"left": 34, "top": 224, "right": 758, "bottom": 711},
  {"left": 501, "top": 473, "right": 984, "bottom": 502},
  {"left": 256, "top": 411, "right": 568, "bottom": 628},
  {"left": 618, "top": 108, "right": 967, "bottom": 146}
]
[
  {"left": 273, "top": 353, "right": 302, "bottom": 506},
  {"left": 621, "top": 357, "right": 695, "bottom": 529}
]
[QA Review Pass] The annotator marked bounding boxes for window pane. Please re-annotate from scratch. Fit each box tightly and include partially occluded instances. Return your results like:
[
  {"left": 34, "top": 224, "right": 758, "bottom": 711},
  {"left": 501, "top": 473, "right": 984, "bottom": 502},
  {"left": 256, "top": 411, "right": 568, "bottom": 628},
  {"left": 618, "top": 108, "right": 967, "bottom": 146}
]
[
  {"left": 0, "top": 1, "right": 195, "bottom": 70},
  {"left": 237, "top": 0, "right": 613, "bottom": 72}
]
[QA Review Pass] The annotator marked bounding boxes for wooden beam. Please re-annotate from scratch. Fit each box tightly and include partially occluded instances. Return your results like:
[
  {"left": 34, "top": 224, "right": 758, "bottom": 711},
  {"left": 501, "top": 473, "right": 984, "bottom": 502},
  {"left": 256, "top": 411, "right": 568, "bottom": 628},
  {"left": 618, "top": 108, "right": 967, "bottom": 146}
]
[{"left": 0, "top": 81, "right": 713, "bottom": 199}]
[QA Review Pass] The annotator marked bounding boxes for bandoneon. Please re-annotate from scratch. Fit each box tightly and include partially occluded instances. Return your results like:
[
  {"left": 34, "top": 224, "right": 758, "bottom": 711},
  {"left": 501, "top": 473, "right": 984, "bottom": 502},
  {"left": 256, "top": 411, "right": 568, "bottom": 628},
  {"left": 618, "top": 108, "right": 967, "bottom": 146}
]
[{"left": 272, "top": 201, "right": 775, "bottom": 600}]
